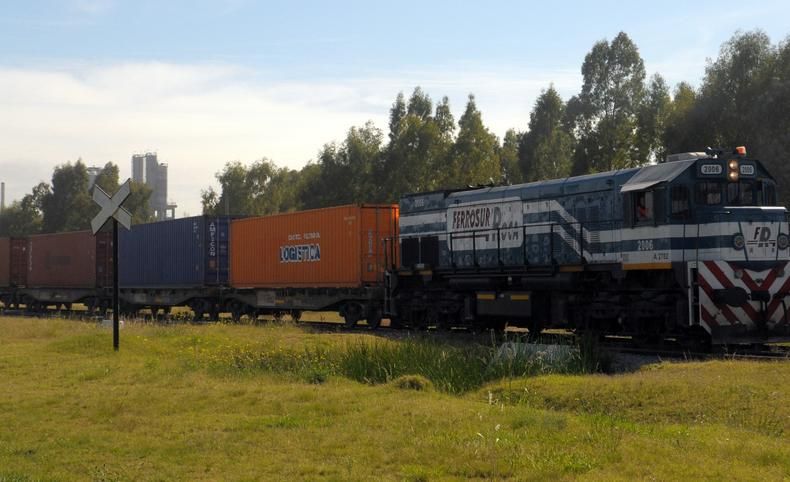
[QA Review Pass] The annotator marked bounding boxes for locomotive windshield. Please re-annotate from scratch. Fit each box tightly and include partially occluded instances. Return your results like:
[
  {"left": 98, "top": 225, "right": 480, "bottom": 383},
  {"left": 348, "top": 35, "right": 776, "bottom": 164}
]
[
  {"left": 696, "top": 181, "right": 722, "bottom": 205},
  {"left": 695, "top": 180, "right": 777, "bottom": 206}
]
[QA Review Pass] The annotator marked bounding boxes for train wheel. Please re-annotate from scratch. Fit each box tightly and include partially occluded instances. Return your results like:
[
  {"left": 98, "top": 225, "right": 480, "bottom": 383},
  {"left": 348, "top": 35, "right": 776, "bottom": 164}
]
[
  {"left": 343, "top": 303, "right": 362, "bottom": 328},
  {"left": 86, "top": 299, "right": 97, "bottom": 316},
  {"left": 230, "top": 304, "right": 244, "bottom": 323},
  {"left": 527, "top": 318, "right": 545, "bottom": 341},
  {"left": 290, "top": 310, "right": 303, "bottom": 323},
  {"left": 388, "top": 316, "right": 403, "bottom": 329},
  {"left": 366, "top": 307, "right": 382, "bottom": 330}
]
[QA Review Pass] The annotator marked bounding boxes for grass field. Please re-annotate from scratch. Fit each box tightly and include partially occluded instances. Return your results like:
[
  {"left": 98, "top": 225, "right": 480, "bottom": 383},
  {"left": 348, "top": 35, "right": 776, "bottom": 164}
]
[{"left": 0, "top": 317, "right": 788, "bottom": 481}]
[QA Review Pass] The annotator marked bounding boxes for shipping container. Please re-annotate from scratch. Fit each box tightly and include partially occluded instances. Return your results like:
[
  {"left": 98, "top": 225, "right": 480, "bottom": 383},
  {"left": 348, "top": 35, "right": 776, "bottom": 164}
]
[
  {"left": 230, "top": 204, "right": 398, "bottom": 288},
  {"left": 0, "top": 238, "right": 9, "bottom": 287},
  {"left": 26, "top": 231, "right": 98, "bottom": 288},
  {"left": 119, "top": 216, "right": 231, "bottom": 288}
]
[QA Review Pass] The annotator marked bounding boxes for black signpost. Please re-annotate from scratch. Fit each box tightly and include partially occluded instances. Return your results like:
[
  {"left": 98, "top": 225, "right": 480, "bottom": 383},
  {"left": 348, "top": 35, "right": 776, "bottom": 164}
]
[{"left": 91, "top": 180, "right": 132, "bottom": 351}]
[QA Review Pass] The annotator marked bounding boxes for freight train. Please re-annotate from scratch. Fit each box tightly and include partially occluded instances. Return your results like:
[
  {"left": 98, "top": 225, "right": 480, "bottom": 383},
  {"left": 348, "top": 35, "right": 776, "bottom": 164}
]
[
  {"left": 0, "top": 205, "right": 399, "bottom": 326},
  {"left": 1, "top": 147, "right": 788, "bottom": 346}
]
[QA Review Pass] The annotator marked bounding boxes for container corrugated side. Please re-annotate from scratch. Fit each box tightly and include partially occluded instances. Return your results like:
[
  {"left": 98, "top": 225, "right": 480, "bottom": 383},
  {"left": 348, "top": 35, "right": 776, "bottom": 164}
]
[
  {"left": 27, "top": 231, "right": 97, "bottom": 288},
  {"left": 0, "top": 238, "right": 9, "bottom": 287},
  {"left": 119, "top": 216, "right": 230, "bottom": 288},
  {"left": 230, "top": 204, "right": 398, "bottom": 288}
]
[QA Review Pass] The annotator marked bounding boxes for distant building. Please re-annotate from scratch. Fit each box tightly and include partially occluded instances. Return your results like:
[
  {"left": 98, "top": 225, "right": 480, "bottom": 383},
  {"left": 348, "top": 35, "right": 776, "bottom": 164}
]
[
  {"left": 86, "top": 166, "right": 103, "bottom": 188},
  {"left": 131, "top": 152, "right": 177, "bottom": 221}
]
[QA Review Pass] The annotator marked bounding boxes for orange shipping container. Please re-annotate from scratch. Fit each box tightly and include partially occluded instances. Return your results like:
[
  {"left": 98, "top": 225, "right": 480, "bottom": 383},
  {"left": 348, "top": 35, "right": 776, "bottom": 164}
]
[
  {"left": 230, "top": 204, "right": 398, "bottom": 288},
  {"left": 0, "top": 238, "right": 9, "bottom": 287}
]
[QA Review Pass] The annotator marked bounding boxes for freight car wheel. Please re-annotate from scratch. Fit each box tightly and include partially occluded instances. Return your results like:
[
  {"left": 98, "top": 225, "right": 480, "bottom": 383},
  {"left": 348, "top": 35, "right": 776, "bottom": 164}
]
[
  {"left": 342, "top": 303, "right": 363, "bottom": 328},
  {"left": 229, "top": 302, "right": 245, "bottom": 323},
  {"left": 231, "top": 309, "right": 243, "bottom": 323},
  {"left": 290, "top": 310, "right": 303, "bottom": 323}
]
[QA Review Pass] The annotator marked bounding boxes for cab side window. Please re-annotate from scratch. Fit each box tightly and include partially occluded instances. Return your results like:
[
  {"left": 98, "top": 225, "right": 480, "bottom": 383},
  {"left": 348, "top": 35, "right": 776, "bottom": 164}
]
[
  {"left": 634, "top": 191, "right": 654, "bottom": 223},
  {"left": 671, "top": 186, "right": 690, "bottom": 219}
]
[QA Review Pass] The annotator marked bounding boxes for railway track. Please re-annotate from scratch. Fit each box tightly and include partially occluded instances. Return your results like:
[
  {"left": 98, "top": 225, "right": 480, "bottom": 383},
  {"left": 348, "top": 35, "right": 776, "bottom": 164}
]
[{"left": 3, "top": 308, "right": 789, "bottom": 360}]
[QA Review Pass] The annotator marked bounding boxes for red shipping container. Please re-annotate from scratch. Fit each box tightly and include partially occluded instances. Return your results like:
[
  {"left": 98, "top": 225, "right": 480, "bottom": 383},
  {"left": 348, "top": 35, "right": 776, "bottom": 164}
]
[
  {"left": 26, "top": 231, "right": 98, "bottom": 288},
  {"left": 0, "top": 238, "right": 9, "bottom": 287},
  {"left": 231, "top": 204, "right": 398, "bottom": 288}
]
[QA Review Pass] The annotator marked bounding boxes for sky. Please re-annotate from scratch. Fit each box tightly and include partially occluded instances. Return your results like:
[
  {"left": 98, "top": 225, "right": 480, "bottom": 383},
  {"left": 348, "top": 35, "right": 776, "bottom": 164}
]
[{"left": 2, "top": 0, "right": 790, "bottom": 216}]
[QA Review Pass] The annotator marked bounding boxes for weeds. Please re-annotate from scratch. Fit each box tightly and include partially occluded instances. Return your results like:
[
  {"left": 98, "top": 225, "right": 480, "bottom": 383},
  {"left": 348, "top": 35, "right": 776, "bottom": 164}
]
[{"left": 208, "top": 334, "right": 610, "bottom": 394}]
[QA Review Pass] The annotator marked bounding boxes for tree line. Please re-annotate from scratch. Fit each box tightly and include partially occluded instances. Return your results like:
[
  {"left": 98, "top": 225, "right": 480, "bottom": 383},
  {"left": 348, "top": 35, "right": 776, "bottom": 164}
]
[
  {"left": 202, "top": 30, "right": 790, "bottom": 217},
  {"left": 0, "top": 160, "right": 153, "bottom": 236},
  {"left": 3, "top": 30, "right": 789, "bottom": 235}
]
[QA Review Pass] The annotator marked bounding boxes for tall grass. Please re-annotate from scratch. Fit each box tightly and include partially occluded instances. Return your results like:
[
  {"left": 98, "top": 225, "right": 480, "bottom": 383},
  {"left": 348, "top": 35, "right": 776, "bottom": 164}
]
[{"left": 213, "top": 335, "right": 606, "bottom": 394}]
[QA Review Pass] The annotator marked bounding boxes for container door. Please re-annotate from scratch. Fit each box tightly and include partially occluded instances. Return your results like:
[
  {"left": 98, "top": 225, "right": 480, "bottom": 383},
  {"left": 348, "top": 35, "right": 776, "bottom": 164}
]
[
  {"left": 361, "top": 206, "right": 398, "bottom": 285},
  {"left": 95, "top": 231, "right": 113, "bottom": 288},
  {"left": 0, "top": 238, "right": 10, "bottom": 287},
  {"left": 10, "top": 239, "right": 28, "bottom": 287},
  {"left": 204, "top": 216, "right": 230, "bottom": 286}
]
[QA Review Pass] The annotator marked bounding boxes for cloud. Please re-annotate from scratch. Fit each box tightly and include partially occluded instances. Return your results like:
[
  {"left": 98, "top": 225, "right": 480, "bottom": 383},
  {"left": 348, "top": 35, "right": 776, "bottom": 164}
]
[{"left": 0, "top": 61, "right": 582, "bottom": 215}]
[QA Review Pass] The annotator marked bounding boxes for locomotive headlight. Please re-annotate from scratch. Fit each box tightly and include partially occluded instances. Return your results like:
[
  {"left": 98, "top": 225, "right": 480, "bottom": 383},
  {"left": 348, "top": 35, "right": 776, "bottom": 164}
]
[
  {"left": 734, "top": 268, "right": 744, "bottom": 279},
  {"left": 733, "top": 233, "right": 746, "bottom": 250},
  {"left": 728, "top": 159, "right": 740, "bottom": 181},
  {"left": 778, "top": 234, "right": 789, "bottom": 250}
]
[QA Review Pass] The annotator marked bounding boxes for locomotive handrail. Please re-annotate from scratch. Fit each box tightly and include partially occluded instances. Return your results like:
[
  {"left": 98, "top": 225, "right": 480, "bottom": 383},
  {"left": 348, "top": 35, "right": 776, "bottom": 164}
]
[
  {"left": 400, "top": 217, "right": 627, "bottom": 270},
  {"left": 446, "top": 221, "right": 575, "bottom": 268}
]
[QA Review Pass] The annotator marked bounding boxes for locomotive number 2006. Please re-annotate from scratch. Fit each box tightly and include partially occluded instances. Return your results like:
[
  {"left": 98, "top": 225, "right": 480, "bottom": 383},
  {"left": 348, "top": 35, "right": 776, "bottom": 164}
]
[{"left": 637, "top": 239, "right": 654, "bottom": 251}]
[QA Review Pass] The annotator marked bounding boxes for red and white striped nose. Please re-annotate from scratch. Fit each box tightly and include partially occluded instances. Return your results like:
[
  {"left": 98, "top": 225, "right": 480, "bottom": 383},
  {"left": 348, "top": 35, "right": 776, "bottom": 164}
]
[{"left": 698, "top": 261, "right": 790, "bottom": 336}]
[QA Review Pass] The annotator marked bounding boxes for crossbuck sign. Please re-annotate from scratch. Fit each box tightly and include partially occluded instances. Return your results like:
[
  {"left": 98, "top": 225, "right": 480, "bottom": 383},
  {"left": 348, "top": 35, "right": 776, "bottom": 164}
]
[
  {"left": 91, "top": 179, "right": 132, "bottom": 351},
  {"left": 91, "top": 180, "right": 132, "bottom": 234}
]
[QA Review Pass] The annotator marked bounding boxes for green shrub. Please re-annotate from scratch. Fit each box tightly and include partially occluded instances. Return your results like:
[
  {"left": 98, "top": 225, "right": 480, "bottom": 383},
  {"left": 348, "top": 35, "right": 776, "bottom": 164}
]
[{"left": 391, "top": 375, "right": 433, "bottom": 391}]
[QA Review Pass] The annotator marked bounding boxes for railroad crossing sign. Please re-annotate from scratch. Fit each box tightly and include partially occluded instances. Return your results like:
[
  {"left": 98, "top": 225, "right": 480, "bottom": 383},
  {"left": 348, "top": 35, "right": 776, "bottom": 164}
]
[
  {"left": 91, "top": 179, "right": 132, "bottom": 234},
  {"left": 91, "top": 179, "right": 132, "bottom": 351}
]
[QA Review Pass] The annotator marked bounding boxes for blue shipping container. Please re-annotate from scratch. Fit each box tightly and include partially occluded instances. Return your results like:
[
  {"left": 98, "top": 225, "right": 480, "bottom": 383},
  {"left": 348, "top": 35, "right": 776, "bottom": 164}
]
[{"left": 119, "top": 216, "right": 231, "bottom": 287}]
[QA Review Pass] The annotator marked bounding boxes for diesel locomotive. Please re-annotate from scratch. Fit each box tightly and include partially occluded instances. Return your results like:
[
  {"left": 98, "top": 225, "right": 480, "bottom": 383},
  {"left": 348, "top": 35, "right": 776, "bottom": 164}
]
[{"left": 388, "top": 147, "right": 790, "bottom": 345}]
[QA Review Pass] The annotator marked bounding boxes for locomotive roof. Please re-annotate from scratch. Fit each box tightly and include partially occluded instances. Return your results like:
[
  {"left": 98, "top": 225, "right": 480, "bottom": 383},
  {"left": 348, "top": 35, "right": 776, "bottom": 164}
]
[
  {"left": 619, "top": 159, "right": 697, "bottom": 193},
  {"left": 441, "top": 168, "right": 640, "bottom": 203}
]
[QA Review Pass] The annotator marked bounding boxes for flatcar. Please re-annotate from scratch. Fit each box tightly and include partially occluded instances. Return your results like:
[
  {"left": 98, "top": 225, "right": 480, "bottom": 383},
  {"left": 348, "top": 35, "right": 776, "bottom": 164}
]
[{"left": 388, "top": 147, "right": 790, "bottom": 345}]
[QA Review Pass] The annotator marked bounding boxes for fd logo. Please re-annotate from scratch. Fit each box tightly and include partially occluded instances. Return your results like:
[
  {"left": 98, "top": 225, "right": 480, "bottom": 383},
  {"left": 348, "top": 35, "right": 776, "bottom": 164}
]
[{"left": 747, "top": 226, "right": 775, "bottom": 248}]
